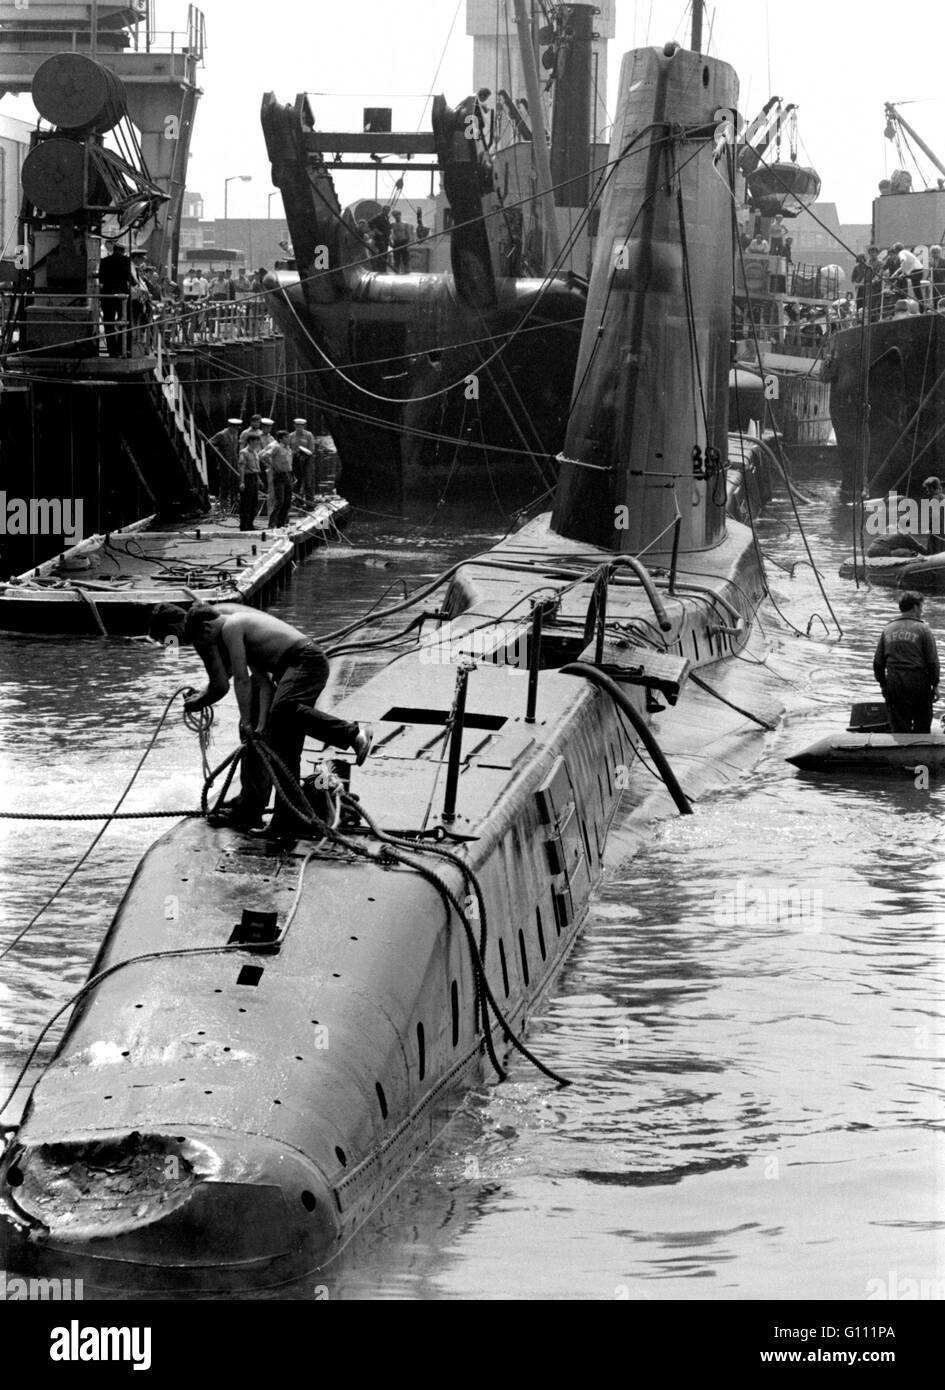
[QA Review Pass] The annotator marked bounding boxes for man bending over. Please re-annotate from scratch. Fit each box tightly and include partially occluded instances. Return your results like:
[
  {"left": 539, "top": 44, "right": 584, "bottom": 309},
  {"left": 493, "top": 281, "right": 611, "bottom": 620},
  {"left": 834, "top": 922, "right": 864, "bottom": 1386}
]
[{"left": 149, "top": 602, "right": 372, "bottom": 839}]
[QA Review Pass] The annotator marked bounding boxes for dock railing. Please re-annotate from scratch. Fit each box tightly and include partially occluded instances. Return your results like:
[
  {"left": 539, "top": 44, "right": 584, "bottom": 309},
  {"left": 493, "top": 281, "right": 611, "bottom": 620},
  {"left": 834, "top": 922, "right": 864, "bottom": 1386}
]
[
  {"left": 0, "top": 2, "right": 206, "bottom": 63},
  {"left": 0, "top": 288, "right": 135, "bottom": 359}
]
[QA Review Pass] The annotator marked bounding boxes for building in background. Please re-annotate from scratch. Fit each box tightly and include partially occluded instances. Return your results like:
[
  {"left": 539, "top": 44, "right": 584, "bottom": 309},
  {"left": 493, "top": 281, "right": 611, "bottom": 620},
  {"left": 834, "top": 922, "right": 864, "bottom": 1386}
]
[
  {"left": 0, "top": 109, "right": 33, "bottom": 268},
  {"left": 786, "top": 204, "right": 871, "bottom": 281}
]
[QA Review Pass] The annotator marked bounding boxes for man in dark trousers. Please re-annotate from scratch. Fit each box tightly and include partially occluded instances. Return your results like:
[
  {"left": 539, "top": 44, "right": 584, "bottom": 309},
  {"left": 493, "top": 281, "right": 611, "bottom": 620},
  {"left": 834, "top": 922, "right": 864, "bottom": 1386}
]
[
  {"left": 263, "top": 429, "right": 294, "bottom": 528},
  {"left": 98, "top": 243, "right": 134, "bottom": 356},
  {"left": 149, "top": 602, "right": 373, "bottom": 839},
  {"left": 873, "top": 592, "right": 940, "bottom": 733},
  {"left": 207, "top": 417, "right": 242, "bottom": 509},
  {"left": 237, "top": 429, "right": 263, "bottom": 530}
]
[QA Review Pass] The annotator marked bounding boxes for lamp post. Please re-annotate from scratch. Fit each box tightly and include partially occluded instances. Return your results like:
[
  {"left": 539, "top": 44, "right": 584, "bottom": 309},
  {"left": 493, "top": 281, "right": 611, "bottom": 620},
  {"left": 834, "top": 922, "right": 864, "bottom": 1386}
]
[
  {"left": 223, "top": 174, "right": 252, "bottom": 256},
  {"left": 267, "top": 192, "right": 279, "bottom": 218}
]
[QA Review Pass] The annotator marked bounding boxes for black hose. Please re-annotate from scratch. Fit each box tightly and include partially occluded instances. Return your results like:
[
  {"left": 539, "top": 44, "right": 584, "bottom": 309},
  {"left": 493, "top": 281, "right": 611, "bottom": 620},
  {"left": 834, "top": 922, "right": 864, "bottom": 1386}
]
[
  {"left": 559, "top": 663, "right": 693, "bottom": 815},
  {"left": 247, "top": 739, "right": 569, "bottom": 1086}
]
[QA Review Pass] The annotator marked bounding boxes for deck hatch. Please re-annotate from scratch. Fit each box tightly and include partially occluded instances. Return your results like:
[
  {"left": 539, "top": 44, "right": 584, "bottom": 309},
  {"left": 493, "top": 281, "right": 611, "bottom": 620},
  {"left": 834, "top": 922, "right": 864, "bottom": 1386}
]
[
  {"left": 380, "top": 706, "right": 507, "bottom": 730},
  {"left": 228, "top": 909, "right": 280, "bottom": 952}
]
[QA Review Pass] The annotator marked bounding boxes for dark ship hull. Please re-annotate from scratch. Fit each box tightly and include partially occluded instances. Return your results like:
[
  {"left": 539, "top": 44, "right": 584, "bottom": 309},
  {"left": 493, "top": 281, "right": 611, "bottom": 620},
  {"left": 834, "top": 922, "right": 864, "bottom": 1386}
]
[
  {"left": 267, "top": 268, "right": 586, "bottom": 504},
  {"left": 261, "top": 90, "right": 589, "bottom": 507},
  {"left": 829, "top": 307, "right": 945, "bottom": 497}
]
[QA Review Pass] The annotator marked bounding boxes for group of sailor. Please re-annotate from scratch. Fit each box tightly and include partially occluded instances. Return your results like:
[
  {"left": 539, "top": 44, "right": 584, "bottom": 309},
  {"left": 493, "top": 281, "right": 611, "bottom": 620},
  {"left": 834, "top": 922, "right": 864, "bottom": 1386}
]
[
  {"left": 206, "top": 413, "right": 336, "bottom": 529},
  {"left": 851, "top": 243, "right": 945, "bottom": 318}
]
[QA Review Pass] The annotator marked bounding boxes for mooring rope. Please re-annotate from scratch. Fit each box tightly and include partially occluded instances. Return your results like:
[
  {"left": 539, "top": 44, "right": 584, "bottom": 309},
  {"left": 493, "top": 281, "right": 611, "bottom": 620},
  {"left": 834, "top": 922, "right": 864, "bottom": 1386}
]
[{"left": 0, "top": 689, "right": 196, "bottom": 962}]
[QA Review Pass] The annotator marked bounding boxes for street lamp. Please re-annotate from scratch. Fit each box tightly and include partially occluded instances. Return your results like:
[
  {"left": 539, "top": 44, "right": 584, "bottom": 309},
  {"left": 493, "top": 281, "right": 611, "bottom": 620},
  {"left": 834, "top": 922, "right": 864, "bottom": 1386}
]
[
  {"left": 223, "top": 174, "right": 252, "bottom": 256},
  {"left": 267, "top": 191, "right": 279, "bottom": 218}
]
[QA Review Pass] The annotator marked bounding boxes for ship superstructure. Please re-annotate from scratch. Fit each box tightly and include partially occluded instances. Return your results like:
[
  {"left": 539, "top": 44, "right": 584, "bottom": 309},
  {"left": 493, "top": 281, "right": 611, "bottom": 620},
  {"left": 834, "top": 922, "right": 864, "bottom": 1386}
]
[
  {"left": 828, "top": 102, "right": 945, "bottom": 499},
  {"left": 0, "top": 3, "right": 209, "bottom": 576}
]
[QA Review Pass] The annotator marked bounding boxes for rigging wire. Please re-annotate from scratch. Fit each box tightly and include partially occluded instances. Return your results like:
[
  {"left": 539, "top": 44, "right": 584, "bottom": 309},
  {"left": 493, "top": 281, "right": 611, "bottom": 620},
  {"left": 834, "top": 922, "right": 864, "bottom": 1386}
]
[
  {"left": 722, "top": 166, "right": 843, "bottom": 638},
  {"left": 4, "top": 128, "right": 663, "bottom": 371},
  {"left": 0, "top": 689, "right": 194, "bottom": 963}
]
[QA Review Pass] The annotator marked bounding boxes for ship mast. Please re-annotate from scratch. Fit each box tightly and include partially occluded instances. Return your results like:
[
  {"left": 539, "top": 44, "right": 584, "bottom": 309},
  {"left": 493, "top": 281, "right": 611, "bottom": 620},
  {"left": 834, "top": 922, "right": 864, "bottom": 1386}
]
[
  {"left": 692, "top": 0, "right": 704, "bottom": 52},
  {"left": 884, "top": 103, "right": 945, "bottom": 183},
  {"left": 511, "top": 0, "right": 562, "bottom": 266}
]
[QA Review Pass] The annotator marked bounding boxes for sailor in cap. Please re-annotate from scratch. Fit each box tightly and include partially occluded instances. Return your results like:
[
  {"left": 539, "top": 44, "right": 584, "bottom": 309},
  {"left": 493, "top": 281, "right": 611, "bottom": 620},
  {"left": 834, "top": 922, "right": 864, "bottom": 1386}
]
[
  {"left": 207, "top": 417, "right": 244, "bottom": 510},
  {"left": 258, "top": 419, "right": 276, "bottom": 507},
  {"left": 239, "top": 413, "right": 263, "bottom": 449},
  {"left": 288, "top": 417, "right": 317, "bottom": 506}
]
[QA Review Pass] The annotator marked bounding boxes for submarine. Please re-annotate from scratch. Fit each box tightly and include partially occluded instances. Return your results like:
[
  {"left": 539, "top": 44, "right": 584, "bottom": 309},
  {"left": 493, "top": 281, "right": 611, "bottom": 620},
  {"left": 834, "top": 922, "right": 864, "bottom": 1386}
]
[{"left": 0, "top": 35, "right": 776, "bottom": 1291}]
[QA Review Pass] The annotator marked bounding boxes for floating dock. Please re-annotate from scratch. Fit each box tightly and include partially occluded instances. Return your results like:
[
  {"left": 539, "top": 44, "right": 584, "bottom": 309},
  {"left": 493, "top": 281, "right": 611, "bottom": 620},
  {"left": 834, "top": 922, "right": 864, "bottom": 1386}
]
[{"left": 0, "top": 499, "right": 349, "bottom": 637}]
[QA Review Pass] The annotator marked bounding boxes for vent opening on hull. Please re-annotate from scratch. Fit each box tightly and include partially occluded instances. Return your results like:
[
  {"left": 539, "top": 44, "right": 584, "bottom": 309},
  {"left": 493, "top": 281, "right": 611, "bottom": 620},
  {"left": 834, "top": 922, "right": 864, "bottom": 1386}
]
[
  {"left": 417, "top": 1022, "right": 425, "bottom": 1080},
  {"left": 450, "top": 980, "right": 459, "bottom": 1047},
  {"left": 519, "top": 930, "right": 530, "bottom": 987},
  {"left": 498, "top": 940, "right": 510, "bottom": 996}
]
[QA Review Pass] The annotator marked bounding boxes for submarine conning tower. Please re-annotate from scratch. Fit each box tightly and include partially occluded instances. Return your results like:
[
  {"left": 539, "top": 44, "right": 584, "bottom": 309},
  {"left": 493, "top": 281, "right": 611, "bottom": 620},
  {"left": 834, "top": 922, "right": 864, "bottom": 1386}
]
[{"left": 551, "top": 42, "right": 738, "bottom": 559}]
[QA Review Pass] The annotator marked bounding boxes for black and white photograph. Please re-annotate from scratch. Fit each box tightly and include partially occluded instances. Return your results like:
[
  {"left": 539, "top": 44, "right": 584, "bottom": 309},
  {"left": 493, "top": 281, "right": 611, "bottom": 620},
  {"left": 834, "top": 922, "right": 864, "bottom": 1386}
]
[{"left": 0, "top": 0, "right": 940, "bottom": 1348}]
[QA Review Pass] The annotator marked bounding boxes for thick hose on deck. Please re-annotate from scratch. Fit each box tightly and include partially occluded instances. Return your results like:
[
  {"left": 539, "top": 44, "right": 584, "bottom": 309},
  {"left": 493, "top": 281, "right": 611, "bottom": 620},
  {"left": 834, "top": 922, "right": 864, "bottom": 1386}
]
[{"left": 559, "top": 662, "right": 693, "bottom": 815}]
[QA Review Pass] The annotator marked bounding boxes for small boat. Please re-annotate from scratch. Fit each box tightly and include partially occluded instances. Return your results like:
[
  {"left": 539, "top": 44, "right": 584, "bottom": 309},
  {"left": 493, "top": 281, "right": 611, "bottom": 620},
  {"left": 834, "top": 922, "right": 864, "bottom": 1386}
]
[
  {"left": 787, "top": 700, "right": 945, "bottom": 771},
  {"left": 838, "top": 548, "right": 945, "bottom": 593},
  {"left": 0, "top": 499, "right": 349, "bottom": 637}
]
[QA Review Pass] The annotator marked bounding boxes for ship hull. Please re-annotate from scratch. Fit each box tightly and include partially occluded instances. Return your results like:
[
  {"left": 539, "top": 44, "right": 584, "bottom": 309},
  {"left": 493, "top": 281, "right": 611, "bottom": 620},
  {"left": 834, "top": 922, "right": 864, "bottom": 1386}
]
[
  {"left": 828, "top": 313, "right": 945, "bottom": 496},
  {"left": 266, "top": 273, "right": 585, "bottom": 505}
]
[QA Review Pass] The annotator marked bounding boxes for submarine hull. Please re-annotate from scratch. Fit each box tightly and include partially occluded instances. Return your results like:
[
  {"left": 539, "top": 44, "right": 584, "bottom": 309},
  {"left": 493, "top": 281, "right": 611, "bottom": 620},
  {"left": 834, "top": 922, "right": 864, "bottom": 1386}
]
[
  {"left": 0, "top": 41, "right": 777, "bottom": 1288},
  {"left": 0, "top": 520, "right": 766, "bottom": 1290}
]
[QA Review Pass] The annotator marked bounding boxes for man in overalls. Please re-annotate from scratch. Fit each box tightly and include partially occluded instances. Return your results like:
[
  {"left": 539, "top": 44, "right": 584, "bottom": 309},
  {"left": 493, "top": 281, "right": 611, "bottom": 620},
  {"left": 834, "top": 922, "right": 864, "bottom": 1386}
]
[{"left": 873, "top": 592, "right": 940, "bottom": 733}]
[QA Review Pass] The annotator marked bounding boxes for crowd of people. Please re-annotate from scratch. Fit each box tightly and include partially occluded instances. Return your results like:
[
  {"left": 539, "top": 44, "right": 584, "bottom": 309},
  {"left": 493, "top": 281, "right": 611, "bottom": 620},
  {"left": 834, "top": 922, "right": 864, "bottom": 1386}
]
[
  {"left": 848, "top": 242, "right": 945, "bottom": 319},
  {"left": 175, "top": 264, "right": 272, "bottom": 341},
  {"left": 95, "top": 244, "right": 274, "bottom": 354},
  {"left": 354, "top": 205, "right": 429, "bottom": 273}
]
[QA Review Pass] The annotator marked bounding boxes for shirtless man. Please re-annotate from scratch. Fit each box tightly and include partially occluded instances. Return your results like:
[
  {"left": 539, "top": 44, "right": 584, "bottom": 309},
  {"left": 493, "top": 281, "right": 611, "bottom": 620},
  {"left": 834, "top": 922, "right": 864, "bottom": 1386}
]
[{"left": 149, "top": 602, "right": 372, "bottom": 837}]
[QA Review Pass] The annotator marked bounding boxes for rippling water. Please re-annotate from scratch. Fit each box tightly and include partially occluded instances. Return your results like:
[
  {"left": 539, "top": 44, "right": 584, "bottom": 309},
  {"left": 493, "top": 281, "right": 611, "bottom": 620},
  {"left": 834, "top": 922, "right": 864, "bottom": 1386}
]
[{"left": 1, "top": 481, "right": 942, "bottom": 1301}]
